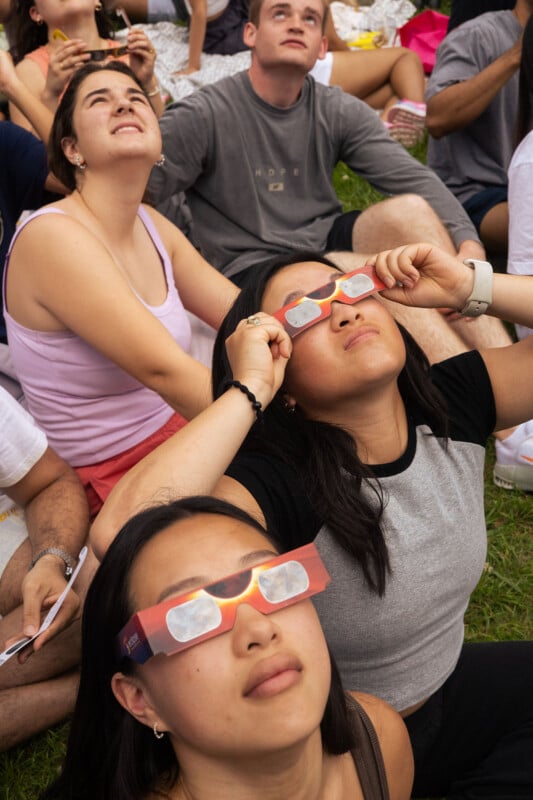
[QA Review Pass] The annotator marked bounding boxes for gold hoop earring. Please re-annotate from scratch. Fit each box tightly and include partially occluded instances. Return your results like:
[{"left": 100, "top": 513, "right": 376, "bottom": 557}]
[{"left": 95, "top": 1, "right": 103, "bottom": 9}]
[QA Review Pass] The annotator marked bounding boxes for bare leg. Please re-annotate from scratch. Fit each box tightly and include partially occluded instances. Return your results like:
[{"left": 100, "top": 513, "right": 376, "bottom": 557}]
[
  {"left": 0, "top": 670, "right": 79, "bottom": 751},
  {"left": 329, "top": 48, "right": 425, "bottom": 114},
  {"left": 479, "top": 202, "right": 509, "bottom": 255}
]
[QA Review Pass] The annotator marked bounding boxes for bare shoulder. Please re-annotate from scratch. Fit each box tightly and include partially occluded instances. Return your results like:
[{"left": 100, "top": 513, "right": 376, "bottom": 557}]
[{"left": 351, "top": 692, "right": 414, "bottom": 800}]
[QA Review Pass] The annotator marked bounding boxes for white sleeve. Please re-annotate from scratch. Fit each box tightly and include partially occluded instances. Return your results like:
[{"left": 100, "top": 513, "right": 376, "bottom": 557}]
[
  {"left": 0, "top": 388, "right": 48, "bottom": 488},
  {"left": 508, "top": 137, "right": 533, "bottom": 278}
]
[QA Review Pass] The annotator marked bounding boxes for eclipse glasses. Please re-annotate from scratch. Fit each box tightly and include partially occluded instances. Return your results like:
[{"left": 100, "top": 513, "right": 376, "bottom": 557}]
[
  {"left": 117, "top": 543, "right": 330, "bottom": 664},
  {"left": 273, "top": 264, "right": 386, "bottom": 338}
]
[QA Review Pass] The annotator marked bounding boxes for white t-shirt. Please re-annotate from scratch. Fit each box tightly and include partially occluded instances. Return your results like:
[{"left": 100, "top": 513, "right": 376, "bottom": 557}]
[
  {"left": 507, "top": 129, "right": 533, "bottom": 339},
  {"left": 0, "top": 388, "right": 47, "bottom": 574}
]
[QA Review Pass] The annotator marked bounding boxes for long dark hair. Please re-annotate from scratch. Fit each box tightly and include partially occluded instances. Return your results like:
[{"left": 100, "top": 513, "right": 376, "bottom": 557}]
[
  {"left": 517, "top": 14, "right": 533, "bottom": 145},
  {"left": 48, "top": 61, "right": 147, "bottom": 192},
  {"left": 10, "top": 0, "right": 114, "bottom": 63},
  {"left": 41, "top": 497, "right": 356, "bottom": 800},
  {"left": 213, "top": 253, "right": 449, "bottom": 596}
]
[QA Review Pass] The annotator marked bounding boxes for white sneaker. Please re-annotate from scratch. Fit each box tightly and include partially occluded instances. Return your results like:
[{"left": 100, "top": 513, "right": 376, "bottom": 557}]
[{"left": 494, "top": 426, "right": 533, "bottom": 491}]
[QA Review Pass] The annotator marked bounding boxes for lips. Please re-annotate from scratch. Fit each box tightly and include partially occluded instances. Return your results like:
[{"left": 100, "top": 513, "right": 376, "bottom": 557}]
[
  {"left": 343, "top": 326, "right": 379, "bottom": 351},
  {"left": 281, "top": 38, "right": 306, "bottom": 48},
  {"left": 243, "top": 653, "right": 302, "bottom": 698}
]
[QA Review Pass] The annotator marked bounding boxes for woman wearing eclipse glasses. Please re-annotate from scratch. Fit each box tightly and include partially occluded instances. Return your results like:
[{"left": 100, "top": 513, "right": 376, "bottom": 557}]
[
  {"left": 9, "top": 0, "right": 163, "bottom": 132},
  {"left": 94, "top": 243, "right": 533, "bottom": 799},
  {"left": 42, "top": 497, "right": 414, "bottom": 800}
]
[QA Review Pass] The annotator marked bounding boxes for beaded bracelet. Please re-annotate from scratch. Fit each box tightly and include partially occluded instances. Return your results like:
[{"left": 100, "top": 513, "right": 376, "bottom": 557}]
[{"left": 223, "top": 380, "right": 263, "bottom": 421}]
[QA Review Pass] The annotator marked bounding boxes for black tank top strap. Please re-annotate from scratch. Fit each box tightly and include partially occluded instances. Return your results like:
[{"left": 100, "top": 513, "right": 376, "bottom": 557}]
[{"left": 347, "top": 696, "right": 390, "bottom": 800}]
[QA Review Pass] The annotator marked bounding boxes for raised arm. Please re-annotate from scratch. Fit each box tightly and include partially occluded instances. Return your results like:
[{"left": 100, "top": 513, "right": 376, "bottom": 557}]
[
  {"left": 372, "top": 243, "right": 533, "bottom": 431},
  {"left": 90, "top": 312, "right": 292, "bottom": 557},
  {"left": 179, "top": 0, "right": 208, "bottom": 74},
  {"left": 0, "top": 51, "right": 54, "bottom": 143}
]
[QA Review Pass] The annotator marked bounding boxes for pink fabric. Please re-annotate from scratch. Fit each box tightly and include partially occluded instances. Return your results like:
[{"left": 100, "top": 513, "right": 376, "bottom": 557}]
[{"left": 398, "top": 10, "right": 449, "bottom": 75}]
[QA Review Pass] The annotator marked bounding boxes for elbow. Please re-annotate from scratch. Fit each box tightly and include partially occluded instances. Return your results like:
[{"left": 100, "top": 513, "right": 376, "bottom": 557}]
[{"left": 426, "top": 112, "right": 449, "bottom": 139}]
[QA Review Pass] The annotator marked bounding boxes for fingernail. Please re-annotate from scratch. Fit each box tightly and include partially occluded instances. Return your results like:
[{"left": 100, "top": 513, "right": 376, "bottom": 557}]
[
  {"left": 384, "top": 276, "right": 395, "bottom": 288},
  {"left": 24, "top": 625, "right": 36, "bottom": 636}
]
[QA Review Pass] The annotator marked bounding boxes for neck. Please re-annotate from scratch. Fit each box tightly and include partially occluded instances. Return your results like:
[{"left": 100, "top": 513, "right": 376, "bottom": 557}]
[
  {"left": 307, "top": 383, "right": 408, "bottom": 466},
  {"left": 172, "top": 732, "right": 352, "bottom": 800},
  {"left": 247, "top": 62, "right": 307, "bottom": 108},
  {"left": 47, "top": 15, "right": 103, "bottom": 48},
  {"left": 70, "top": 163, "right": 149, "bottom": 241}
]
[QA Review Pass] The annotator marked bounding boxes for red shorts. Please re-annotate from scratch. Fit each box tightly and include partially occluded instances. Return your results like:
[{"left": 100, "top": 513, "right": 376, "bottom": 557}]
[{"left": 75, "top": 412, "right": 188, "bottom": 519}]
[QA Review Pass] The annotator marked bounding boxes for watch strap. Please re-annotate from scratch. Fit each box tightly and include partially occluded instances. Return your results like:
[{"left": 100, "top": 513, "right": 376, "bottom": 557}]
[
  {"left": 30, "top": 548, "right": 77, "bottom": 578},
  {"left": 460, "top": 258, "right": 493, "bottom": 317}
]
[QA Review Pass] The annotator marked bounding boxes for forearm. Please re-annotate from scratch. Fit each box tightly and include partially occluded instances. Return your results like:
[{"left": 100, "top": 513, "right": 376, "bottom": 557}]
[
  {"left": 91, "top": 384, "right": 259, "bottom": 556},
  {"left": 427, "top": 49, "right": 520, "bottom": 137},
  {"left": 24, "top": 469, "right": 89, "bottom": 560},
  {"left": 3, "top": 81, "right": 54, "bottom": 144}
]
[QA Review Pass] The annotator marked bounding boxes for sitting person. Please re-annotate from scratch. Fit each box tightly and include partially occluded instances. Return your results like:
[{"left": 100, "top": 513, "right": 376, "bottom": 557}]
[
  {"left": 43, "top": 496, "right": 414, "bottom": 799},
  {"left": 9, "top": 0, "right": 164, "bottom": 132},
  {"left": 94, "top": 244, "right": 533, "bottom": 797},
  {"left": 507, "top": 13, "right": 533, "bottom": 339},
  {"left": 3, "top": 62, "right": 238, "bottom": 517},
  {"left": 0, "top": 386, "right": 94, "bottom": 751},
  {"left": 426, "top": 0, "right": 533, "bottom": 256},
  {"left": 447, "top": 0, "right": 515, "bottom": 33}
]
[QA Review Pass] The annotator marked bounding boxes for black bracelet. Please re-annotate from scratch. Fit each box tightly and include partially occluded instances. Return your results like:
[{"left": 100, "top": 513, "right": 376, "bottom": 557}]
[{"left": 223, "top": 380, "right": 263, "bottom": 420}]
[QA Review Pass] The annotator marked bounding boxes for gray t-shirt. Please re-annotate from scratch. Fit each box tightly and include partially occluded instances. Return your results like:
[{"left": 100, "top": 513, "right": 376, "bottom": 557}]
[
  {"left": 149, "top": 72, "right": 478, "bottom": 278},
  {"left": 426, "top": 10, "right": 521, "bottom": 204}
]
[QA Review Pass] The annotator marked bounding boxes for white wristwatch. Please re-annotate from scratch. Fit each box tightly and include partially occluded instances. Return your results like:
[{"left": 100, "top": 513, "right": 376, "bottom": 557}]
[{"left": 459, "top": 258, "right": 493, "bottom": 317}]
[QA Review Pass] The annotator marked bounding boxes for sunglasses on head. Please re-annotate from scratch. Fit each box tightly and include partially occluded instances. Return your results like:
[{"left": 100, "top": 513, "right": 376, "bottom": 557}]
[
  {"left": 273, "top": 264, "right": 386, "bottom": 338},
  {"left": 117, "top": 543, "right": 330, "bottom": 664}
]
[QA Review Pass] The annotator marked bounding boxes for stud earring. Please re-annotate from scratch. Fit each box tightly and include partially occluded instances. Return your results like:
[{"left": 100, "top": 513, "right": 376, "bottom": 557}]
[
  {"left": 75, "top": 155, "right": 86, "bottom": 171},
  {"left": 153, "top": 722, "right": 165, "bottom": 740},
  {"left": 155, "top": 154, "right": 166, "bottom": 167}
]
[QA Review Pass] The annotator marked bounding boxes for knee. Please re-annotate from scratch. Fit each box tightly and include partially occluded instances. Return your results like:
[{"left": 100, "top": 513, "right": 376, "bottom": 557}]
[{"left": 378, "top": 193, "right": 434, "bottom": 223}]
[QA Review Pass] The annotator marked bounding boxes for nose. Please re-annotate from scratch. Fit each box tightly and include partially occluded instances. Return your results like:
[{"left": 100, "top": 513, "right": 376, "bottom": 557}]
[
  {"left": 288, "top": 13, "right": 304, "bottom": 30},
  {"left": 232, "top": 604, "right": 279, "bottom": 655},
  {"left": 329, "top": 300, "right": 362, "bottom": 329},
  {"left": 116, "top": 96, "right": 134, "bottom": 114}
]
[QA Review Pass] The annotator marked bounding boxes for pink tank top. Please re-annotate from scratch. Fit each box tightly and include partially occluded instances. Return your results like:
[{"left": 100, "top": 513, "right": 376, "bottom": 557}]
[{"left": 4, "top": 206, "right": 192, "bottom": 467}]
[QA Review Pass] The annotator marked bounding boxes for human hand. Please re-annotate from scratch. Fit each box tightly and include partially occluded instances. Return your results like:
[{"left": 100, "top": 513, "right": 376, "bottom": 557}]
[
  {"left": 45, "top": 39, "right": 91, "bottom": 100},
  {"left": 225, "top": 313, "right": 292, "bottom": 409},
  {"left": 369, "top": 243, "right": 475, "bottom": 312},
  {"left": 126, "top": 29, "right": 157, "bottom": 90},
  {"left": 4, "top": 556, "right": 80, "bottom": 663}
]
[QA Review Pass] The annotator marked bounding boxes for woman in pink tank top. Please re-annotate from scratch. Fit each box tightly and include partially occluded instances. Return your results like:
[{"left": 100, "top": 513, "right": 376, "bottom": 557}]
[
  {"left": 9, "top": 0, "right": 164, "bottom": 133},
  {"left": 4, "top": 62, "right": 238, "bottom": 516}
]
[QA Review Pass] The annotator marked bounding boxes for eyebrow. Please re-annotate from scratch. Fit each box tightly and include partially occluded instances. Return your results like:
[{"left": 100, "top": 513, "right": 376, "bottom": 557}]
[
  {"left": 156, "top": 548, "right": 278, "bottom": 603},
  {"left": 81, "top": 86, "right": 146, "bottom": 104},
  {"left": 281, "top": 271, "right": 342, "bottom": 306}
]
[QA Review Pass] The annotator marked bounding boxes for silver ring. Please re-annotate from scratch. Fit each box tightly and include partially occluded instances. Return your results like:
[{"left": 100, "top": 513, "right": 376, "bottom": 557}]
[{"left": 247, "top": 315, "right": 261, "bottom": 326}]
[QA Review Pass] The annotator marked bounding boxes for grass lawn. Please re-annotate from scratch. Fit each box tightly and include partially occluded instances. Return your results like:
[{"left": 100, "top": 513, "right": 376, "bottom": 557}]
[{"left": 2, "top": 2, "right": 532, "bottom": 796}]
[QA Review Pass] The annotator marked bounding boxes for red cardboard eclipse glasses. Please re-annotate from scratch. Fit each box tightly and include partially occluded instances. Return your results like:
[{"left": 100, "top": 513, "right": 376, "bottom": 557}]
[
  {"left": 118, "top": 543, "right": 330, "bottom": 664},
  {"left": 273, "top": 264, "right": 386, "bottom": 338}
]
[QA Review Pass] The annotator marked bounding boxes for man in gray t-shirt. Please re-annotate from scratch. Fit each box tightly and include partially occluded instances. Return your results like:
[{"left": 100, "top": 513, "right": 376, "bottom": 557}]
[
  {"left": 150, "top": 0, "right": 526, "bottom": 368},
  {"left": 426, "top": 1, "right": 532, "bottom": 255}
]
